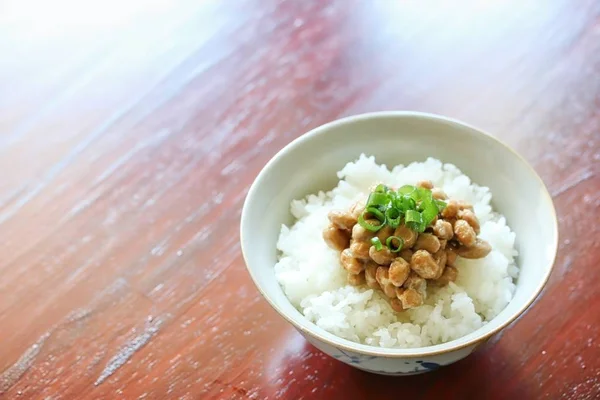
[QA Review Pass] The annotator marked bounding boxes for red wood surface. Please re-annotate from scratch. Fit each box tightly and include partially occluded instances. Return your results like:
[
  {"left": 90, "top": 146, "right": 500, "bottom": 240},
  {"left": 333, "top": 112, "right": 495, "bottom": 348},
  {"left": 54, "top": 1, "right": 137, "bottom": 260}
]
[{"left": 0, "top": 0, "right": 599, "bottom": 399}]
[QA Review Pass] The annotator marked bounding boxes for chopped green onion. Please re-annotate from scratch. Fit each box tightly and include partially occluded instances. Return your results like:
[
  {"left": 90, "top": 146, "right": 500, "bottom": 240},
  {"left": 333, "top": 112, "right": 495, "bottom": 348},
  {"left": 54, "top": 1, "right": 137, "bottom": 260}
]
[
  {"left": 386, "top": 236, "right": 404, "bottom": 252},
  {"left": 407, "top": 221, "right": 425, "bottom": 233},
  {"left": 420, "top": 187, "right": 433, "bottom": 201},
  {"left": 405, "top": 210, "right": 425, "bottom": 232},
  {"left": 410, "top": 186, "right": 431, "bottom": 203},
  {"left": 405, "top": 210, "right": 421, "bottom": 223},
  {"left": 421, "top": 201, "right": 439, "bottom": 227},
  {"left": 358, "top": 210, "right": 385, "bottom": 232},
  {"left": 367, "top": 192, "right": 390, "bottom": 208},
  {"left": 397, "top": 196, "right": 416, "bottom": 213},
  {"left": 409, "top": 190, "right": 420, "bottom": 202},
  {"left": 366, "top": 206, "right": 386, "bottom": 222},
  {"left": 387, "top": 190, "right": 398, "bottom": 203},
  {"left": 435, "top": 199, "right": 447, "bottom": 210},
  {"left": 385, "top": 207, "right": 401, "bottom": 228},
  {"left": 371, "top": 237, "right": 383, "bottom": 251},
  {"left": 355, "top": 184, "right": 440, "bottom": 234},
  {"left": 374, "top": 184, "right": 389, "bottom": 193},
  {"left": 398, "top": 185, "right": 415, "bottom": 195}
]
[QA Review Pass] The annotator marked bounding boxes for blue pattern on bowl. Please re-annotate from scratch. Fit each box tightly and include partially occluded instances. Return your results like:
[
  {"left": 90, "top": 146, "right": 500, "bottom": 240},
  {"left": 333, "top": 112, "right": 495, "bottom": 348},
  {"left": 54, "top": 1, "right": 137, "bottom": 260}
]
[
  {"left": 332, "top": 348, "right": 441, "bottom": 375},
  {"left": 332, "top": 348, "right": 378, "bottom": 364}
]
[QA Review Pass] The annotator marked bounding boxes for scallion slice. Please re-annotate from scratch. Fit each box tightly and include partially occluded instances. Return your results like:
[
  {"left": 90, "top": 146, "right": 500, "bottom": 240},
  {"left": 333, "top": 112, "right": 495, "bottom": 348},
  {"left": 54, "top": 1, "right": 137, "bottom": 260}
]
[
  {"left": 405, "top": 209, "right": 421, "bottom": 223},
  {"left": 405, "top": 209, "right": 424, "bottom": 232},
  {"left": 396, "top": 196, "right": 416, "bottom": 213},
  {"left": 385, "top": 207, "right": 401, "bottom": 228},
  {"left": 374, "top": 184, "right": 389, "bottom": 193},
  {"left": 367, "top": 192, "right": 390, "bottom": 208},
  {"left": 421, "top": 201, "right": 439, "bottom": 227},
  {"left": 410, "top": 186, "right": 431, "bottom": 203},
  {"left": 398, "top": 185, "right": 415, "bottom": 195},
  {"left": 435, "top": 199, "right": 447, "bottom": 210},
  {"left": 371, "top": 237, "right": 383, "bottom": 251},
  {"left": 366, "top": 206, "right": 386, "bottom": 222},
  {"left": 386, "top": 236, "right": 404, "bottom": 252},
  {"left": 358, "top": 210, "right": 385, "bottom": 232},
  {"left": 419, "top": 187, "right": 433, "bottom": 202}
]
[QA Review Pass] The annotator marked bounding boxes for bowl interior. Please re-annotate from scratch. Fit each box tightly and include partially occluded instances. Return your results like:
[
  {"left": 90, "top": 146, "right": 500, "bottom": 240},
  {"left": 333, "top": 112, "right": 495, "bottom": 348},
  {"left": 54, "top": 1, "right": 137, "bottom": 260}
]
[{"left": 241, "top": 112, "right": 557, "bottom": 356}]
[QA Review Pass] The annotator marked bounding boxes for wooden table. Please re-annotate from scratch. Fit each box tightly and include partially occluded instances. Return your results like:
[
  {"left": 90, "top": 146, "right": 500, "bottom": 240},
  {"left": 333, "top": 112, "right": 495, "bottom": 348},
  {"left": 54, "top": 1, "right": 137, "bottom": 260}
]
[{"left": 1, "top": 0, "right": 599, "bottom": 398}]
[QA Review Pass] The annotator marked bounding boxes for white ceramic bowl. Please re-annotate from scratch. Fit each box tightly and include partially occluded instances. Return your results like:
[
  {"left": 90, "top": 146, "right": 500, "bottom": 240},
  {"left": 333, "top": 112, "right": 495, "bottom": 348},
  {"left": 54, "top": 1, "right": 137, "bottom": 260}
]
[{"left": 240, "top": 111, "right": 558, "bottom": 375}]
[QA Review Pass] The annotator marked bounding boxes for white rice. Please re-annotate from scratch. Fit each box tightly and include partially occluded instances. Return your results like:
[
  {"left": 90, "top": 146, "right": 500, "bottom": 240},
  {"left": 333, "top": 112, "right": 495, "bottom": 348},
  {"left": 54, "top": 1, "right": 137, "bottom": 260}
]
[{"left": 274, "top": 155, "right": 518, "bottom": 348}]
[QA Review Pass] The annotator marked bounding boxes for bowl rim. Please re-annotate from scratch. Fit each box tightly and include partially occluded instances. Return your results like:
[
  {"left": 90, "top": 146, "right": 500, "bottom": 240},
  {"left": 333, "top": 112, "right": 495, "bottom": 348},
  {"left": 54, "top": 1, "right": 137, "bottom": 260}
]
[{"left": 240, "top": 111, "right": 558, "bottom": 358}]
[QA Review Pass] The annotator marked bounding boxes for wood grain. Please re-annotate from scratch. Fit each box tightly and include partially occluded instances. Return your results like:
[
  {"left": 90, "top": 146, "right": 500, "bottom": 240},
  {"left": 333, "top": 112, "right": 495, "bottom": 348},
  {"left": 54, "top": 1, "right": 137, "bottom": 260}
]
[{"left": 0, "top": 0, "right": 599, "bottom": 398}]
